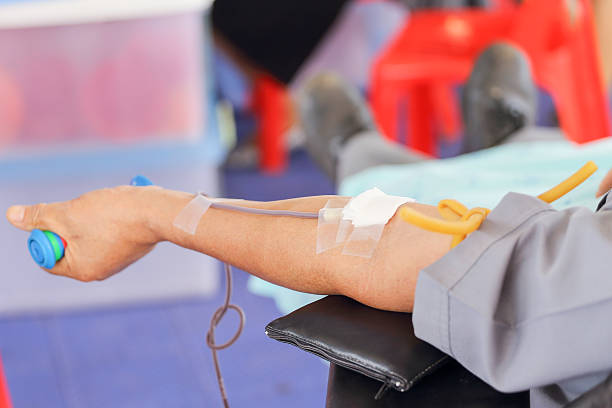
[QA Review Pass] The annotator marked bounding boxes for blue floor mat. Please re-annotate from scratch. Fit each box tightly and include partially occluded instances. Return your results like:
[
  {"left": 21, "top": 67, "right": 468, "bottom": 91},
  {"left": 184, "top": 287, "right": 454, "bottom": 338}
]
[{"left": 0, "top": 269, "right": 329, "bottom": 408}]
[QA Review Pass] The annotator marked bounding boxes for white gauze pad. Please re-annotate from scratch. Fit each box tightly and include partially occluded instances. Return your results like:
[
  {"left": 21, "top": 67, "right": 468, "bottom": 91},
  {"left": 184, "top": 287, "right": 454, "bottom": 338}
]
[
  {"left": 341, "top": 188, "right": 415, "bottom": 258},
  {"left": 342, "top": 187, "right": 415, "bottom": 228}
]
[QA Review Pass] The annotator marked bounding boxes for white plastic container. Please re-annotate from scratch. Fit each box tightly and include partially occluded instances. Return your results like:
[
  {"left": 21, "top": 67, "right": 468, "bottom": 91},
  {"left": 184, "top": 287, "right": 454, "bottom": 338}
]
[
  {"left": 0, "top": 0, "right": 214, "bottom": 155},
  {"left": 0, "top": 0, "right": 222, "bottom": 315}
]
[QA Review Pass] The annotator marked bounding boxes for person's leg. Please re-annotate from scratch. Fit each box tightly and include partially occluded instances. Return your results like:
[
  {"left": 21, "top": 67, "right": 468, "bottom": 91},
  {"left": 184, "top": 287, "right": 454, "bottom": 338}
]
[
  {"left": 298, "top": 73, "right": 428, "bottom": 183},
  {"left": 502, "top": 126, "right": 565, "bottom": 144},
  {"left": 461, "top": 42, "right": 537, "bottom": 153},
  {"left": 299, "top": 43, "right": 537, "bottom": 184},
  {"left": 336, "top": 130, "right": 428, "bottom": 181}
]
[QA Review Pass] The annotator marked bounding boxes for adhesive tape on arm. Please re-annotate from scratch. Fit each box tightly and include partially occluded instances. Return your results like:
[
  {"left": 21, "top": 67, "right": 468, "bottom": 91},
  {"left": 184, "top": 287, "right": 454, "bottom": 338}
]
[{"left": 173, "top": 194, "right": 212, "bottom": 234}]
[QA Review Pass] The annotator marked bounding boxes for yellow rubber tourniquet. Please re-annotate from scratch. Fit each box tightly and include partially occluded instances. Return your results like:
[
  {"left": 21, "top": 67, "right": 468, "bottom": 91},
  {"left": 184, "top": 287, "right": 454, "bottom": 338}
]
[{"left": 399, "top": 161, "right": 598, "bottom": 248}]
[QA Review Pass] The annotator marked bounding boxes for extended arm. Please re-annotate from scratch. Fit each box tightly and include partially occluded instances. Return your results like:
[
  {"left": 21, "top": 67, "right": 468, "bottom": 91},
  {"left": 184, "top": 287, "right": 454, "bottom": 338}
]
[{"left": 6, "top": 186, "right": 451, "bottom": 312}]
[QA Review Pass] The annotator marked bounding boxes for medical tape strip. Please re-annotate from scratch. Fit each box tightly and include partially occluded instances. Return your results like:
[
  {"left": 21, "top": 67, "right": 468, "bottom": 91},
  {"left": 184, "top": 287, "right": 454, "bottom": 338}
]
[
  {"left": 316, "top": 199, "right": 346, "bottom": 254},
  {"left": 173, "top": 194, "right": 212, "bottom": 234},
  {"left": 342, "top": 224, "right": 386, "bottom": 258},
  {"left": 173, "top": 193, "right": 319, "bottom": 235},
  {"left": 336, "top": 219, "right": 353, "bottom": 245}
]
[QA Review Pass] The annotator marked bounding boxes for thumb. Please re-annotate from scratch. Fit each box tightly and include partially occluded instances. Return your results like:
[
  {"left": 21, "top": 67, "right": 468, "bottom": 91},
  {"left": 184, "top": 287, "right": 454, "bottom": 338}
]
[{"left": 6, "top": 203, "right": 47, "bottom": 231}]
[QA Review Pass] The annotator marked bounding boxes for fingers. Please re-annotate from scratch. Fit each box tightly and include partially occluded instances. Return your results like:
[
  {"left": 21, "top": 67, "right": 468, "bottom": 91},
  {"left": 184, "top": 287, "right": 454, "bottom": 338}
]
[
  {"left": 41, "top": 250, "right": 86, "bottom": 282},
  {"left": 6, "top": 203, "right": 53, "bottom": 231},
  {"left": 42, "top": 255, "right": 81, "bottom": 282},
  {"left": 597, "top": 168, "right": 612, "bottom": 197}
]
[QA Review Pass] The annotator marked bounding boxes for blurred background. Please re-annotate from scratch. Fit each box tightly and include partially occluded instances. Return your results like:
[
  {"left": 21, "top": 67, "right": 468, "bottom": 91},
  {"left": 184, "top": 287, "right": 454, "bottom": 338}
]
[{"left": 0, "top": 0, "right": 611, "bottom": 406}]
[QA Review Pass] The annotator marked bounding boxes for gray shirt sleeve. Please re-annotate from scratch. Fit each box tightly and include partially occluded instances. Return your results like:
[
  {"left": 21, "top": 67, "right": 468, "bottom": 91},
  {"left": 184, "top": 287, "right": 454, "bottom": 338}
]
[{"left": 412, "top": 192, "right": 612, "bottom": 393}]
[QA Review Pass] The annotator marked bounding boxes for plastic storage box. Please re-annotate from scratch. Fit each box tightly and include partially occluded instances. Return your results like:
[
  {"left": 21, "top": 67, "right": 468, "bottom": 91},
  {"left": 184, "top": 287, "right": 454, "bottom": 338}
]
[
  {"left": 0, "top": 0, "right": 214, "bottom": 156},
  {"left": 0, "top": 0, "right": 222, "bottom": 314}
]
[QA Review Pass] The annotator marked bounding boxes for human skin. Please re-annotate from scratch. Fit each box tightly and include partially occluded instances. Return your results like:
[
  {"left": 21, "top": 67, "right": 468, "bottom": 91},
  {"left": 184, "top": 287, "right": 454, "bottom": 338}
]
[
  {"left": 597, "top": 168, "right": 612, "bottom": 198},
  {"left": 5, "top": 187, "right": 452, "bottom": 312}
]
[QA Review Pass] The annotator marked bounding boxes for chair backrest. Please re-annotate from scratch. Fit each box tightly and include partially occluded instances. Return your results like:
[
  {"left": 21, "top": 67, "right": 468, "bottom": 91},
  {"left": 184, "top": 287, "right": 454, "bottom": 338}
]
[
  {"left": 370, "top": 0, "right": 610, "bottom": 152},
  {"left": 511, "top": 0, "right": 611, "bottom": 144}
]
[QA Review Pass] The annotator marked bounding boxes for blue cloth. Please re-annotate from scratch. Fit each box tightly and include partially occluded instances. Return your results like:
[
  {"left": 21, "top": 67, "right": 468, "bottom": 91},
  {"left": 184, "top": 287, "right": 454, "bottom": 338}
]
[
  {"left": 247, "top": 278, "right": 323, "bottom": 316},
  {"left": 340, "top": 139, "right": 612, "bottom": 210}
]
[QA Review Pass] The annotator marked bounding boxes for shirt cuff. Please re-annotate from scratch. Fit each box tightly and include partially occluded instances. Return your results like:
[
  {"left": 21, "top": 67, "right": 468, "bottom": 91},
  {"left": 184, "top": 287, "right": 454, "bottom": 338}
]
[{"left": 412, "top": 192, "right": 552, "bottom": 356}]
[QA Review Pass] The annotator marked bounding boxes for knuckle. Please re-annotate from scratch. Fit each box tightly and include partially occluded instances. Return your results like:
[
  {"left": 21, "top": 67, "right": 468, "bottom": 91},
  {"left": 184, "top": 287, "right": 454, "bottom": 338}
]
[
  {"left": 69, "top": 195, "right": 85, "bottom": 212},
  {"left": 29, "top": 203, "right": 47, "bottom": 227}
]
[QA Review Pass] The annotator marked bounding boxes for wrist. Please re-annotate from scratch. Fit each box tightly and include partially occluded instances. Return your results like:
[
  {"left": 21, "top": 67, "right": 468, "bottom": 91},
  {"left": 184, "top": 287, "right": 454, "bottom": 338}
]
[{"left": 142, "top": 187, "right": 195, "bottom": 245}]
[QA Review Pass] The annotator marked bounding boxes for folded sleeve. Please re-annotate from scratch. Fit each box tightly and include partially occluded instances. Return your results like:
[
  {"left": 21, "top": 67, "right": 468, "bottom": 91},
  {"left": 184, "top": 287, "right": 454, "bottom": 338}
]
[{"left": 412, "top": 192, "right": 612, "bottom": 392}]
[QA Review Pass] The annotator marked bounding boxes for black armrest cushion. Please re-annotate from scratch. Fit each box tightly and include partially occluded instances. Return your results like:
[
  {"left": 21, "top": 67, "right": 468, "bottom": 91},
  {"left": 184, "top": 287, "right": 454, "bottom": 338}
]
[{"left": 265, "top": 295, "right": 449, "bottom": 393}]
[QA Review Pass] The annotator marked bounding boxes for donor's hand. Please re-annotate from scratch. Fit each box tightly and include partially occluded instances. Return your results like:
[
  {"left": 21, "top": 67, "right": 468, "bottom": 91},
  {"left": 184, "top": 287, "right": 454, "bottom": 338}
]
[{"left": 6, "top": 186, "right": 171, "bottom": 281}]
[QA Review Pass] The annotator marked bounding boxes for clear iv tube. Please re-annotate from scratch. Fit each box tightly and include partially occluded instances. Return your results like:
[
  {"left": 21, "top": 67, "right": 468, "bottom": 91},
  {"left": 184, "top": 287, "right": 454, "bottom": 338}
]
[
  {"left": 199, "top": 197, "right": 317, "bottom": 408},
  {"left": 208, "top": 199, "right": 319, "bottom": 219},
  {"left": 208, "top": 263, "right": 245, "bottom": 408}
]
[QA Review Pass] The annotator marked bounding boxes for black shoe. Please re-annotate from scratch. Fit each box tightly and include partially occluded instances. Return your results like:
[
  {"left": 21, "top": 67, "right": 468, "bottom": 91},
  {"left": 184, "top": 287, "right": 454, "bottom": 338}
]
[
  {"left": 461, "top": 42, "right": 537, "bottom": 153},
  {"left": 297, "top": 73, "right": 376, "bottom": 181}
]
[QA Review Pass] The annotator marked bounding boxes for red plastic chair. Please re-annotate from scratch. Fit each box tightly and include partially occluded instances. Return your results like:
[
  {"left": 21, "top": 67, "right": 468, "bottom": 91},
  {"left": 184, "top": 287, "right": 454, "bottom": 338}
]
[
  {"left": 370, "top": 0, "right": 611, "bottom": 156},
  {"left": 0, "top": 354, "right": 12, "bottom": 408},
  {"left": 252, "top": 74, "right": 292, "bottom": 173}
]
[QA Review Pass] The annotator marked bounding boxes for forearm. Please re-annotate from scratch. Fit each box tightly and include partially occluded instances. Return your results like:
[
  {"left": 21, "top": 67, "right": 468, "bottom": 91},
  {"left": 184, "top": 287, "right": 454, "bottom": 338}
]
[{"left": 150, "top": 189, "right": 452, "bottom": 312}]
